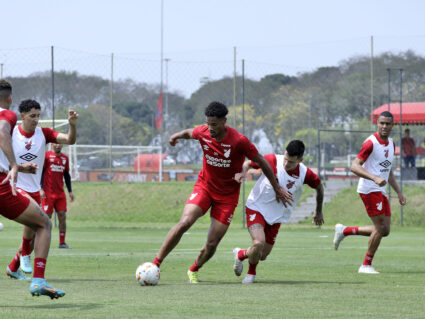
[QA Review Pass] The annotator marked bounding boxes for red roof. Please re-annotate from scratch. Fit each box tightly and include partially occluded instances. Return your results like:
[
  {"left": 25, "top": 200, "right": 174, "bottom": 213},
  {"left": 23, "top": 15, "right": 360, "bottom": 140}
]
[{"left": 371, "top": 102, "right": 425, "bottom": 125}]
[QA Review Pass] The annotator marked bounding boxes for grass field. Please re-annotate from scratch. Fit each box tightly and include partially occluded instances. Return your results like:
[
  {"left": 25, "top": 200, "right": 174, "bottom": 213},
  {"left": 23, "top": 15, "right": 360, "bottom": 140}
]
[{"left": 0, "top": 182, "right": 424, "bottom": 318}]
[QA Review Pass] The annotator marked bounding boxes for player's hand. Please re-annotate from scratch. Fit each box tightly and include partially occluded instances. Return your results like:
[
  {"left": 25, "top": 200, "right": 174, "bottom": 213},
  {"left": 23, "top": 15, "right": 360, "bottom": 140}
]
[
  {"left": 2, "top": 164, "right": 18, "bottom": 195},
  {"left": 275, "top": 187, "right": 293, "bottom": 208},
  {"left": 40, "top": 189, "right": 45, "bottom": 200},
  {"left": 398, "top": 192, "right": 406, "bottom": 206},
  {"left": 312, "top": 210, "right": 324, "bottom": 226},
  {"left": 233, "top": 172, "right": 246, "bottom": 183},
  {"left": 373, "top": 176, "right": 386, "bottom": 187},
  {"left": 169, "top": 136, "right": 179, "bottom": 146},
  {"left": 69, "top": 192, "right": 75, "bottom": 202},
  {"left": 18, "top": 162, "right": 38, "bottom": 174},
  {"left": 68, "top": 109, "right": 79, "bottom": 126}
]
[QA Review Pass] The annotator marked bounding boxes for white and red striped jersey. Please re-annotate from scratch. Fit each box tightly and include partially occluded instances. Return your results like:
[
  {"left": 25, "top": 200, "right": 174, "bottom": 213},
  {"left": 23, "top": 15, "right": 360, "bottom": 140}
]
[
  {"left": 357, "top": 133, "right": 395, "bottom": 195},
  {"left": 0, "top": 108, "right": 17, "bottom": 172},
  {"left": 246, "top": 154, "right": 320, "bottom": 225},
  {"left": 12, "top": 125, "right": 58, "bottom": 192}
]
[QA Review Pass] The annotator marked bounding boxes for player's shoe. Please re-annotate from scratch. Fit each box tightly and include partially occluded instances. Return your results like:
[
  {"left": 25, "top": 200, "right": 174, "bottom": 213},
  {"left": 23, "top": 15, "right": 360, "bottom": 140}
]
[
  {"left": 58, "top": 243, "right": 71, "bottom": 249},
  {"left": 358, "top": 265, "right": 380, "bottom": 274},
  {"left": 30, "top": 278, "right": 66, "bottom": 299},
  {"left": 187, "top": 270, "right": 199, "bottom": 284},
  {"left": 233, "top": 247, "right": 244, "bottom": 276},
  {"left": 333, "top": 223, "right": 347, "bottom": 250},
  {"left": 20, "top": 254, "right": 32, "bottom": 273},
  {"left": 6, "top": 266, "right": 30, "bottom": 280},
  {"left": 242, "top": 274, "right": 255, "bottom": 284}
]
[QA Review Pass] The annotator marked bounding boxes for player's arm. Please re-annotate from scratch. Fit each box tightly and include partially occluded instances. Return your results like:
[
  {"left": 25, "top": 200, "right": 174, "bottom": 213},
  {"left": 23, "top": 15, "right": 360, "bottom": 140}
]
[
  {"left": 64, "top": 170, "right": 74, "bottom": 202},
  {"left": 234, "top": 160, "right": 252, "bottom": 183},
  {"left": 169, "top": 128, "right": 194, "bottom": 146},
  {"left": 40, "top": 166, "right": 46, "bottom": 200},
  {"left": 350, "top": 157, "right": 386, "bottom": 187},
  {"left": 312, "top": 183, "right": 324, "bottom": 226},
  {"left": 0, "top": 120, "right": 18, "bottom": 194},
  {"left": 251, "top": 153, "right": 293, "bottom": 207},
  {"left": 388, "top": 170, "right": 406, "bottom": 206},
  {"left": 18, "top": 162, "right": 38, "bottom": 174},
  {"left": 55, "top": 109, "right": 78, "bottom": 145}
]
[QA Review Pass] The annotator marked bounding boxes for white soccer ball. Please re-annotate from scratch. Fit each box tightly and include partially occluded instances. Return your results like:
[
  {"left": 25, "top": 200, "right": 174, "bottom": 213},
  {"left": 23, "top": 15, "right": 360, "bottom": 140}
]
[
  {"left": 0, "top": 222, "right": 3, "bottom": 231},
  {"left": 136, "top": 262, "right": 160, "bottom": 286}
]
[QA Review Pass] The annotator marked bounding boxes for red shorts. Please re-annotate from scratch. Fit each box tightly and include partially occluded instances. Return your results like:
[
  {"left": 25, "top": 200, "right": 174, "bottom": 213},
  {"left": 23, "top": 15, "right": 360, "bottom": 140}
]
[
  {"left": 0, "top": 173, "right": 30, "bottom": 220},
  {"left": 186, "top": 184, "right": 238, "bottom": 226},
  {"left": 360, "top": 192, "right": 391, "bottom": 217},
  {"left": 246, "top": 207, "right": 281, "bottom": 245},
  {"left": 17, "top": 188, "right": 41, "bottom": 206},
  {"left": 42, "top": 195, "right": 67, "bottom": 214}
]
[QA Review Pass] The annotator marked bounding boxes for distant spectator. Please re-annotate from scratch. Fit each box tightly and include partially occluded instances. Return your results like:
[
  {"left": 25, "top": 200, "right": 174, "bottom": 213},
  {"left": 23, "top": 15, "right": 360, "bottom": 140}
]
[{"left": 401, "top": 129, "right": 416, "bottom": 168}]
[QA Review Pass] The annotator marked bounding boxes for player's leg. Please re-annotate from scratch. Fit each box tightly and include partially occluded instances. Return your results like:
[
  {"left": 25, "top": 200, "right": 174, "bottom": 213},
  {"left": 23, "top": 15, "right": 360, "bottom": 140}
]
[
  {"left": 154, "top": 204, "right": 204, "bottom": 264},
  {"left": 56, "top": 210, "right": 70, "bottom": 248}
]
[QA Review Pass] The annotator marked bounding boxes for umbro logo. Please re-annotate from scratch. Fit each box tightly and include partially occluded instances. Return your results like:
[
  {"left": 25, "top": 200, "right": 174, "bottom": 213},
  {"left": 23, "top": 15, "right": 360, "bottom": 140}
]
[
  {"left": 203, "top": 145, "right": 209, "bottom": 151},
  {"left": 19, "top": 153, "right": 37, "bottom": 162},
  {"left": 379, "top": 160, "right": 391, "bottom": 168},
  {"left": 36, "top": 261, "right": 46, "bottom": 268}
]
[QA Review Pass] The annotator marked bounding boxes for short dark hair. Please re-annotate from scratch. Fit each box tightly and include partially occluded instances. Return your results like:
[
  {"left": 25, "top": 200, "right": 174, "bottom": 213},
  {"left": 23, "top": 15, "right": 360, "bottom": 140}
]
[
  {"left": 286, "top": 140, "right": 305, "bottom": 158},
  {"left": 405, "top": 128, "right": 410, "bottom": 133},
  {"left": 379, "top": 111, "right": 394, "bottom": 120},
  {"left": 0, "top": 79, "right": 12, "bottom": 100},
  {"left": 19, "top": 99, "right": 41, "bottom": 113},
  {"left": 204, "top": 101, "right": 228, "bottom": 118}
]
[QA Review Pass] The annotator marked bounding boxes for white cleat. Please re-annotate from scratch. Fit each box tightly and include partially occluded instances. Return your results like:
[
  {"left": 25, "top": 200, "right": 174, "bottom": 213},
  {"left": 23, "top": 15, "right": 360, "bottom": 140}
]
[
  {"left": 358, "top": 265, "right": 380, "bottom": 274},
  {"left": 20, "top": 254, "right": 32, "bottom": 274},
  {"left": 333, "top": 224, "right": 347, "bottom": 250},
  {"left": 233, "top": 248, "right": 243, "bottom": 276},
  {"left": 242, "top": 274, "right": 255, "bottom": 284}
]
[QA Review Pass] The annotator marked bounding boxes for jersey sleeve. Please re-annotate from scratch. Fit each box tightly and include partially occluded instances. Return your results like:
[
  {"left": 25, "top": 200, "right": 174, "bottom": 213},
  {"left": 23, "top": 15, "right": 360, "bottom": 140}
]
[
  {"left": 238, "top": 135, "right": 259, "bottom": 160},
  {"left": 191, "top": 125, "right": 203, "bottom": 140},
  {"left": 304, "top": 167, "right": 321, "bottom": 188},
  {"left": 251, "top": 153, "right": 276, "bottom": 170},
  {"left": 357, "top": 139, "right": 373, "bottom": 162},
  {"left": 0, "top": 110, "right": 17, "bottom": 133},
  {"left": 42, "top": 127, "right": 60, "bottom": 144}
]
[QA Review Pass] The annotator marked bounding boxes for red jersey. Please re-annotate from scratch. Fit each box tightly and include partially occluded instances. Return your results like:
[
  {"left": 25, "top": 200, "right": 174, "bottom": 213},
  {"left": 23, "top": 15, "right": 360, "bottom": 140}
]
[
  {"left": 192, "top": 125, "right": 258, "bottom": 197},
  {"left": 42, "top": 150, "right": 69, "bottom": 197}
]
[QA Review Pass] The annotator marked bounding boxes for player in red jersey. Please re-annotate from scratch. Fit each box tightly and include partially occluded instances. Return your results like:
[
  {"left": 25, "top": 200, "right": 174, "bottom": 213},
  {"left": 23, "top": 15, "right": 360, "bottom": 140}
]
[
  {"left": 333, "top": 111, "right": 406, "bottom": 274},
  {"left": 41, "top": 143, "right": 74, "bottom": 248},
  {"left": 232, "top": 140, "right": 324, "bottom": 283},
  {"left": 0, "top": 80, "right": 65, "bottom": 298},
  {"left": 6, "top": 99, "right": 78, "bottom": 278},
  {"left": 151, "top": 101, "right": 293, "bottom": 283}
]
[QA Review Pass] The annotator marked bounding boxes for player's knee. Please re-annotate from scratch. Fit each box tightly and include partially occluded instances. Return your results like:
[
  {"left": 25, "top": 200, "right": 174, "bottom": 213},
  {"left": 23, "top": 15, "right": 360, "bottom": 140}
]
[
  {"left": 260, "top": 254, "right": 269, "bottom": 261},
  {"left": 177, "top": 219, "right": 193, "bottom": 232},
  {"left": 252, "top": 240, "right": 264, "bottom": 253},
  {"left": 381, "top": 227, "right": 390, "bottom": 237}
]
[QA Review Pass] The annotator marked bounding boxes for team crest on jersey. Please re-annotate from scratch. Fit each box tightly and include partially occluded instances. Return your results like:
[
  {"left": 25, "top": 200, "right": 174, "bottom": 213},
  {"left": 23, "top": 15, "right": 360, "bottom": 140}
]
[
  {"left": 286, "top": 180, "right": 296, "bottom": 189},
  {"left": 62, "top": 158, "right": 66, "bottom": 165},
  {"left": 384, "top": 149, "right": 389, "bottom": 158},
  {"left": 25, "top": 139, "right": 32, "bottom": 150},
  {"left": 224, "top": 149, "right": 231, "bottom": 158}
]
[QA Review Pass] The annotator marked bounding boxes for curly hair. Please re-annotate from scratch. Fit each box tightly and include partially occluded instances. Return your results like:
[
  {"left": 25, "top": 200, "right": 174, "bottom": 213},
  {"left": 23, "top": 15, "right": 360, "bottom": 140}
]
[
  {"left": 204, "top": 101, "right": 228, "bottom": 118},
  {"left": 19, "top": 99, "right": 41, "bottom": 113},
  {"left": 286, "top": 140, "right": 305, "bottom": 158}
]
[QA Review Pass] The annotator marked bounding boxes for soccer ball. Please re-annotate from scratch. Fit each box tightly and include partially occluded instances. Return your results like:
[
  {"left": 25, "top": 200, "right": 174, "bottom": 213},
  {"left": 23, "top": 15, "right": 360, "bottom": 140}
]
[{"left": 136, "top": 262, "right": 160, "bottom": 286}]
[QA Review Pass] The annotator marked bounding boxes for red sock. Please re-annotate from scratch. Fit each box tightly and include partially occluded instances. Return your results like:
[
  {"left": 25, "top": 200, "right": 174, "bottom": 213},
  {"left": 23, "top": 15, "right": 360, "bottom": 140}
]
[
  {"left": 189, "top": 260, "right": 200, "bottom": 272},
  {"left": 238, "top": 249, "right": 248, "bottom": 261},
  {"left": 153, "top": 257, "right": 162, "bottom": 268},
  {"left": 363, "top": 253, "right": 374, "bottom": 266},
  {"left": 59, "top": 231, "right": 66, "bottom": 245},
  {"left": 33, "top": 258, "right": 46, "bottom": 279},
  {"left": 21, "top": 236, "right": 32, "bottom": 256},
  {"left": 343, "top": 226, "right": 359, "bottom": 236},
  {"left": 247, "top": 262, "right": 258, "bottom": 275},
  {"left": 8, "top": 252, "right": 20, "bottom": 272}
]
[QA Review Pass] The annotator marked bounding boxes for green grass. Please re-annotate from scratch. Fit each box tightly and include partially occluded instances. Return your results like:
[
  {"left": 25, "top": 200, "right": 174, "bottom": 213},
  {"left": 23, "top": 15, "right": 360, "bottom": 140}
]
[{"left": 0, "top": 221, "right": 424, "bottom": 318}]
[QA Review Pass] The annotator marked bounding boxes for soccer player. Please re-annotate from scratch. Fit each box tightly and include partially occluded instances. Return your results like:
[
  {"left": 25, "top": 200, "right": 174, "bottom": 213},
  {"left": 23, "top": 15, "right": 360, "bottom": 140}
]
[
  {"left": 333, "top": 111, "right": 406, "bottom": 274},
  {"left": 0, "top": 80, "right": 65, "bottom": 298},
  {"left": 6, "top": 99, "right": 78, "bottom": 278},
  {"left": 151, "top": 101, "right": 293, "bottom": 283},
  {"left": 232, "top": 140, "right": 324, "bottom": 283},
  {"left": 41, "top": 143, "right": 74, "bottom": 249}
]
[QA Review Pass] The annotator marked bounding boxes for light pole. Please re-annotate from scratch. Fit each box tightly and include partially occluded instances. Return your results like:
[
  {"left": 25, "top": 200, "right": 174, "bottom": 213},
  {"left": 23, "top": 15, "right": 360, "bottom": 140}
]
[{"left": 164, "top": 58, "right": 170, "bottom": 129}]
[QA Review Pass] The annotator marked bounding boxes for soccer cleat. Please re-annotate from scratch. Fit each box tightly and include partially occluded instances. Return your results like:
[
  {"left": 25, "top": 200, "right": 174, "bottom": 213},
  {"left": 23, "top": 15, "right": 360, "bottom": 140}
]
[
  {"left": 233, "top": 247, "right": 244, "bottom": 276},
  {"left": 20, "top": 254, "right": 32, "bottom": 273},
  {"left": 187, "top": 270, "right": 199, "bottom": 284},
  {"left": 58, "top": 243, "right": 71, "bottom": 249},
  {"left": 333, "top": 223, "right": 347, "bottom": 250},
  {"left": 30, "top": 278, "right": 66, "bottom": 299},
  {"left": 358, "top": 265, "right": 380, "bottom": 274},
  {"left": 242, "top": 274, "right": 255, "bottom": 284},
  {"left": 6, "top": 266, "right": 30, "bottom": 280}
]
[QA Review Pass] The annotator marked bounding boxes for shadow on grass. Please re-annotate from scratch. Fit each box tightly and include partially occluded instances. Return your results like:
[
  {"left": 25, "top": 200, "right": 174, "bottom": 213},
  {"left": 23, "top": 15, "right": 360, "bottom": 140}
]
[
  {"left": 179, "top": 280, "right": 366, "bottom": 285},
  {"left": 0, "top": 303, "right": 102, "bottom": 310}
]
